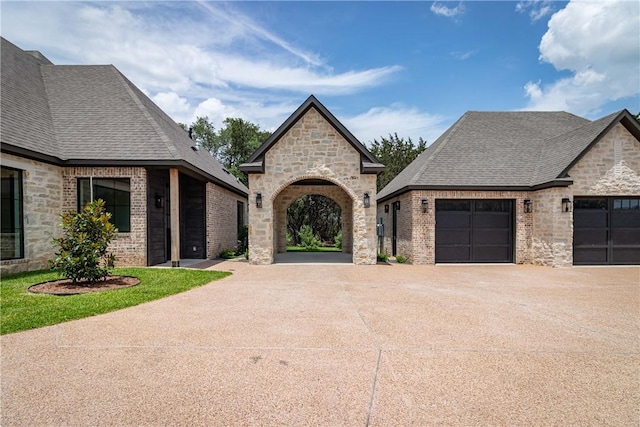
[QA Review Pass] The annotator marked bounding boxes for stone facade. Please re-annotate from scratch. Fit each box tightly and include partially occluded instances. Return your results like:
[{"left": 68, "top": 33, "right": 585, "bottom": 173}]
[
  {"left": 206, "top": 183, "right": 247, "bottom": 258},
  {"left": 379, "top": 123, "right": 640, "bottom": 267},
  {"left": 63, "top": 167, "right": 148, "bottom": 267},
  {"left": 0, "top": 154, "right": 64, "bottom": 276},
  {"left": 247, "top": 107, "right": 378, "bottom": 265}
]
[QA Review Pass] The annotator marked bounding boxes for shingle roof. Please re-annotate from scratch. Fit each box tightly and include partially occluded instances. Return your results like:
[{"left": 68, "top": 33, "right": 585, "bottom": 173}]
[
  {"left": 0, "top": 38, "right": 247, "bottom": 196},
  {"left": 378, "top": 109, "right": 640, "bottom": 201},
  {"left": 240, "top": 95, "right": 384, "bottom": 175}
]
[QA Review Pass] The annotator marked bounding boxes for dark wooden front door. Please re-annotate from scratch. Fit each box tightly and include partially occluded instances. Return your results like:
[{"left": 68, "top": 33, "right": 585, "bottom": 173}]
[
  {"left": 574, "top": 197, "right": 640, "bottom": 265},
  {"left": 392, "top": 202, "right": 398, "bottom": 256},
  {"left": 435, "top": 199, "right": 513, "bottom": 263}
]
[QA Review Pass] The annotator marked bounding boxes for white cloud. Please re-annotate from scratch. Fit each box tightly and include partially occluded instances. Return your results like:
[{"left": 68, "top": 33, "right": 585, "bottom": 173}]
[
  {"left": 430, "top": 2, "right": 465, "bottom": 18},
  {"left": 523, "top": 0, "right": 640, "bottom": 116},
  {"left": 515, "top": 1, "right": 554, "bottom": 22},
  {"left": 451, "top": 49, "right": 478, "bottom": 61},
  {"left": 343, "top": 105, "right": 447, "bottom": 146}
]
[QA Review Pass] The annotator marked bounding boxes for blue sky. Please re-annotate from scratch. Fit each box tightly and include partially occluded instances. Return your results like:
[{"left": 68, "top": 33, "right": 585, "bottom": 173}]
[{"left": 2, "top": 1, "right": 639, "bottom": 145}]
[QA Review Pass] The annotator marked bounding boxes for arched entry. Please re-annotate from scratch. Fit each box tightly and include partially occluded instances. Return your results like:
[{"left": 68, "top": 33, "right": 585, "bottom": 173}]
[
  {"left": 239, "top": 95, "right": 384, "bottom": 265},
  {"left": 273, "top": 179, "right": 354, "bottom": 257}
]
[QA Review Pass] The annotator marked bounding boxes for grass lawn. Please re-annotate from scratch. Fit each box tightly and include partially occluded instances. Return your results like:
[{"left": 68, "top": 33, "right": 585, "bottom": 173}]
[
  {"left": 286, "top": 246, "right": 341, "bottom": 252},
  {"left": 0, "top": 268, "right": 230, "bottom": 335}
]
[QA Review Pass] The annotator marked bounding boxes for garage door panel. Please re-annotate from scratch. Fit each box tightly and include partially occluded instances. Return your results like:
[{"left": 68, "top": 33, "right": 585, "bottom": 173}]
[
  {"left": 574, "top": 212, "right": 608, "bottom": 227},
  {"left": 574, "top": 248, "right": 608, "bottom": 264},
  {"left": 474, "top": 246, "right": 511, "bottom": 262},
  {"left": 437, "top": 230, "right": 470, "bottom": 245},
  {"left": 473, "top": 213, "right": 511, "bottom": 228},
  {"left": 436, "top": 246, "right": 470, "bottom": 263},
  {"left": 574, "top": 197, "right": 640, "bottom": 265},
  {"left": 612, "top": 229, "right": 640, "bottom": 245},
  {"left": 436, "top": 199, "right": 513, "bottom": 263},
  {"left": 611, "top": 212, "right": 640, "bottom": 227},
  {"left": 473, "top": 229, "right": 510, "bottom": 245},
  {"left": 574, "top": 229, "right": 608, "bottom": 246},
  {"left": 612, "top": 248, "right": 640, "bottom": 264},
  {"left": 436, "top": 213, "right": 470, "bottom": 228}
]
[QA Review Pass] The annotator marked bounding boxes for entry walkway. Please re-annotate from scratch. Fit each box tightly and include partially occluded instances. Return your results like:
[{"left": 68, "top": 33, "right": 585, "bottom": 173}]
[{"left": 274, "top": 251, "right": 352, "bottom": 264}]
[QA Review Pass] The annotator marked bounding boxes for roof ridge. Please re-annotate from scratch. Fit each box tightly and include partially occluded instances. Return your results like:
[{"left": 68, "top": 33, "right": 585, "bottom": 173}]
[
  {"left": 110, "top": 67, "right": 179, "bottom": 159},
  {"left": 409, "top": 112, "right": 466, "bottom": 185}
]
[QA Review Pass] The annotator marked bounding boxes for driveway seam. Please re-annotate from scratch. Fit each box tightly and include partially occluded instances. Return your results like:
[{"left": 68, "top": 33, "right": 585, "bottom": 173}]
[{"left": 365, "top": 349, "right": 382, "bottom": 427}]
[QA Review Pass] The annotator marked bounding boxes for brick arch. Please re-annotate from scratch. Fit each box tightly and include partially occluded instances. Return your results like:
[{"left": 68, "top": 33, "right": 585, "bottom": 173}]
[{"left": 272, "top": 180, "right": 354, "bottom": 255}]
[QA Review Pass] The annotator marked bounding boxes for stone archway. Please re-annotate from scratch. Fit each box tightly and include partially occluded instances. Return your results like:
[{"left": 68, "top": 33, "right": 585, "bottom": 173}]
[
  {"left": 273, "top": 179, "right": 354, "bottom": 255},
  {"left": 239, "top": 95, "right": 384, "bottom": 265}
]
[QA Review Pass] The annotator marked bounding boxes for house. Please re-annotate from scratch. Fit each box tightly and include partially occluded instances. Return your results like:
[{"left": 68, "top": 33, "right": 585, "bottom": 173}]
[
  {"left": 240, "top": 95, "right": 384, "bottom": 265},
  {"left": 0, "top": 38, "right": 248, "bottom": 276},
  {"left": 377, "top": 110, "right": 640, "bottom": 266}
]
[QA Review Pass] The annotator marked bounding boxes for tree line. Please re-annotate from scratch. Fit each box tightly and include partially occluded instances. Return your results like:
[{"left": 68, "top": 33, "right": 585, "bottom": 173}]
[{"left": 179, "top": 116, "right": 426, "bottom": 246}]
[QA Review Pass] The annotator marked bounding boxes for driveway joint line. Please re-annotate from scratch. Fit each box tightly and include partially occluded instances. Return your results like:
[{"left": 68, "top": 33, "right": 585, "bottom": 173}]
[{"left": 365, "top": 349, "right": 382, "bottom": 427}]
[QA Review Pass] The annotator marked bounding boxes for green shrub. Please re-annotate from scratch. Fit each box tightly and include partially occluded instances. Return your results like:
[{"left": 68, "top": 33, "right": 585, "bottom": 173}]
[
  {"left": 298, "top": 225, "right": 321, "bottom": 250},
  {"left": 49, "top": 199, "right": 117, "bottom": 283},
  {"left": 395, "top": 255, "right": 408, "bottom": 263},
  {"left": 219, "top": 249, "right": 237, "bottom": 259},
  {"left": 334, "top": 231, "right": 343, "bottom": 249},
  {"left": 244, "top": 250, "right": 249, "bottom": 260},
  {"left": 286, "top": 233, "right": 293, "bottom": 246},
  {"left": 377, "top": 252, "right": 389, "bottom": 262}
]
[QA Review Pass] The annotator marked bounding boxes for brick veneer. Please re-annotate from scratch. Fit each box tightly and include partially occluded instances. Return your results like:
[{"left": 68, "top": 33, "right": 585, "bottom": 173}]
[
  {"left": 63, "top": 167, "right": 147, "bottom": 267},
  {"left": 0, "top": 154, "right": 64, "bottom": 276},
  {"left": 247, "top": 107, "right": 377, "bottom": 265},
  {"left": 206, "top": 183, "right": 247, "bottom": 258}
]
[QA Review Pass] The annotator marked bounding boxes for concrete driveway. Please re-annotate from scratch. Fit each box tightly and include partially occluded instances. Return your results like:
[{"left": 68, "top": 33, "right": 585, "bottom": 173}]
[{"left": 1, "top": 263, "right": 638, "bottom": 426}]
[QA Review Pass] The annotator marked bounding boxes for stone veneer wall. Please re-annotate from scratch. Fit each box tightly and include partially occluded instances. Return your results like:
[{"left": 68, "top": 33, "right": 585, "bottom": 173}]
[
  {"left": 63, "top": 167, "right": 147, "bottom": 267},
  {"left": 206, "top": 183, "right": 247, "bottom": 258},
  {"left": 378, "top": 190, "right": 533, "bottom": 264},
  {"left": 0, "top": 154, "right": 64, "bottom": 276},
  {"left": 529, "top": 123, "right": 640, "bottom": 267},
  {"left": 273, "top": 185, "right": 353, "bottom": 254},
  {"left": 248, "top": 107, "right": 377, "bottom": 265}
]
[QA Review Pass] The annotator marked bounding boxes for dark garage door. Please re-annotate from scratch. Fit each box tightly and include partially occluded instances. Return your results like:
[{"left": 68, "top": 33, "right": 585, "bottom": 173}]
[
  {"left": 435, "top": 200, "right": 513, "bottom": 263},
  {"left": 574, "top": 197, "right": 640, "bottom": 265}
]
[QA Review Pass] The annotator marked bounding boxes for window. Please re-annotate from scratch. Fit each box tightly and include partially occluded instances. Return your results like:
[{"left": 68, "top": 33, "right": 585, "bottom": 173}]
[
  {"left": 613, "top": 199, "right": 640, "bottom": 210},
  {"left": 1, "top": 167, "right": 24, "bottom": 260},
  {"left": 78, "top": 178, "right": 131, "bottom": 232}
]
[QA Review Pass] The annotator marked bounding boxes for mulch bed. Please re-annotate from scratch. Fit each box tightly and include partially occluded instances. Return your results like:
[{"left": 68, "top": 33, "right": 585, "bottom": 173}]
[{"left": 28, "top": 276, "right": 140, "bottom": 296}]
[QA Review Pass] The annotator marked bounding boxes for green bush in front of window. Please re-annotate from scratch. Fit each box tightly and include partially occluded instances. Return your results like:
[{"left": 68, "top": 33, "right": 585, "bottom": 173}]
[{"left": 49, "top": 199, "right": 117, "bottom": 283}]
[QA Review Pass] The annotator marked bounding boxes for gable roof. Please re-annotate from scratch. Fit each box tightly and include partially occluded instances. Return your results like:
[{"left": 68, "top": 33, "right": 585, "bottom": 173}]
[
  {"left": 378, "top": 109, "right": 640, "bottom": 201},
  {"left": 0, "top": 38, "right": 247, "bottom": 197},
  {"left": 240, "top": 95, "right": 384, "bottom": 174}
]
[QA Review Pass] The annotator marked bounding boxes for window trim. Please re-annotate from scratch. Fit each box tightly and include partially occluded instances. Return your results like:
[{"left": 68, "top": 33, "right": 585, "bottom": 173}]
[{"left": 1, "top": 166, "right": 24, "bottom": 260}]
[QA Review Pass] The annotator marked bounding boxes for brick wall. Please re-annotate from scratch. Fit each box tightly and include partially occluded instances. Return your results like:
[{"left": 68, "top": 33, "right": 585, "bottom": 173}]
[
  {"left": 378, "top": 190, "right": 532, "bottom": 265},
  {"left": 63, "top": 167, "right": 147, "bottom": 267},
  {"left": 248, "top": 107, "right": 377, "bottom": 265},
  {"left": 206, "top": 183, "right": 247, "bottom": 258},
  {"left": 0, "top": 154, "right": 64, "bottom": 276}
]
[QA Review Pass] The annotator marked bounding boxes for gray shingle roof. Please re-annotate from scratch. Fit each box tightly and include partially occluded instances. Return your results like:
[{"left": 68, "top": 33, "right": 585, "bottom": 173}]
[
  {"left": 0, "top": 37, "right": 247, "bottom": 196},
  {"left": 378, "top": 109, "right": 639, "bottom": 201}
]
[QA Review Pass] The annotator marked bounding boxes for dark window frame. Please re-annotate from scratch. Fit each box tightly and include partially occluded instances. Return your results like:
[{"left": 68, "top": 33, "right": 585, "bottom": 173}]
[
  {"left": 77, "top": 177, "right": 131, "bottom": 232},
  {"left": 1, "top": 166, "right": 24, "bottom": 260}
]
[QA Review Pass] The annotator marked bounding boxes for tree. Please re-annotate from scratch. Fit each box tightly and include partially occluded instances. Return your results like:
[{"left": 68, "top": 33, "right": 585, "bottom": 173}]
[
  {"left": 179, "top": 117, "right": 270, "bottom": 186},
  {"left": 634, "top": 112, "right": 640, "bottom": 124},
  {"left": 369, "top": 133, "right": 427, "bottom": 191},
  {"left": 49, "top": 199, "right": 117, "bottom": 283},
  {"left": 286, "top": 195, "right": 341, "bottom": 246}
]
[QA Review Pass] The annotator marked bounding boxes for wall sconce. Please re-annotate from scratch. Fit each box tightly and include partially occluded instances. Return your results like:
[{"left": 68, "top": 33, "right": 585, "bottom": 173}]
[
  {"left": 523, "top": 199, "right": 532, "bottom": 213},
  {"left": 562, "top": 197, "right": 572, "bottom": 212},
  {"left": 395, "top": 201, "right": 400, "bottom": 210},
  {"left": 363, "top": 193, "right": 370, "bottom": 208},
  {"left": 154, "top": 193, "right": 164, "bottom": 209},
  {"left": 256, "top": 192, "right": 263, "bottom": 209},
  {"left": 421, "top": 199, "right": 428, "bottom": 213},
  {"left": 384, "top": 204, "right": 389, "bottom": 213}
]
